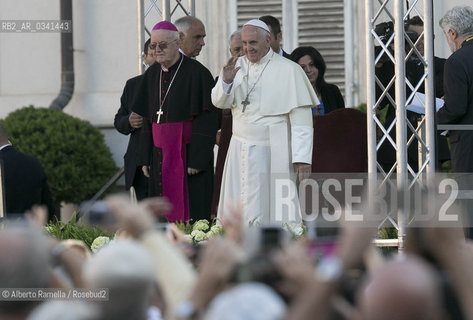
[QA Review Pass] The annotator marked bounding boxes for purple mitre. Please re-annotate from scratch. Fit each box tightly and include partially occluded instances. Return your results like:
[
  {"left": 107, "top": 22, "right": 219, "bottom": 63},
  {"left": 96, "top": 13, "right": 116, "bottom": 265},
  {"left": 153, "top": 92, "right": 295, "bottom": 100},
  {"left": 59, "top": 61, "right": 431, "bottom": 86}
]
[{"left": 152, "top": 21, "right": 178, "bottom": 32}]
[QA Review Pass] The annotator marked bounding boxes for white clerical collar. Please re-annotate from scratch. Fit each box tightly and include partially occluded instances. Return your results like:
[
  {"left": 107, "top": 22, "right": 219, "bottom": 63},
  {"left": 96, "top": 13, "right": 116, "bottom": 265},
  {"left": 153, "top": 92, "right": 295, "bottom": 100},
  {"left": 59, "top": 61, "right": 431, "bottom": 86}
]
[
  {"left": 179, "top": 48, "right": 196, "bottom": 60},
  {"left": 251, "top": 49, "right": 273, "bottom": 66},
  {"left": 0, "top": 143, "right": 11, "bottom": 151}
]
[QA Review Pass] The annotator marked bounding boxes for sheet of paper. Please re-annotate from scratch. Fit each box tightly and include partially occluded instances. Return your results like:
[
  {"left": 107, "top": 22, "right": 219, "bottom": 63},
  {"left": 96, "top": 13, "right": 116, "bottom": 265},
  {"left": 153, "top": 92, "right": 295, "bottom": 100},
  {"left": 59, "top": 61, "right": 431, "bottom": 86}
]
[{"left": 406, "top": 92, "right": 444, "bottom": 114}]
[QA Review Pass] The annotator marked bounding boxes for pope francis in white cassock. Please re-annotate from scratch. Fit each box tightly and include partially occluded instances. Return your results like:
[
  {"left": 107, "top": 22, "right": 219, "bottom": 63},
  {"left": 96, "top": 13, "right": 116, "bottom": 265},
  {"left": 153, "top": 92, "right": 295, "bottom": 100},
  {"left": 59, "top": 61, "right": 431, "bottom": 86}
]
[{"left": 212, "top": 19, "right": 319, "bottom": 226}]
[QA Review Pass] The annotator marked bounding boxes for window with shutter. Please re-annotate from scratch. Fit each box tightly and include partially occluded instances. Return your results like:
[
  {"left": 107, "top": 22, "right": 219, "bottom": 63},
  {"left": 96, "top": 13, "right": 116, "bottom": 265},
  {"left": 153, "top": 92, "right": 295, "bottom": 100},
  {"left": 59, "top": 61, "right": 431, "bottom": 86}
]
[
  {"left": 298, "top": 0, "right": 345, "bottom": 95},
  {"left": 236, "top": 0, "right": 345, "bottom": 96},
  {"left": 237, "top": 0, "right": 283, "bottom": 28}
]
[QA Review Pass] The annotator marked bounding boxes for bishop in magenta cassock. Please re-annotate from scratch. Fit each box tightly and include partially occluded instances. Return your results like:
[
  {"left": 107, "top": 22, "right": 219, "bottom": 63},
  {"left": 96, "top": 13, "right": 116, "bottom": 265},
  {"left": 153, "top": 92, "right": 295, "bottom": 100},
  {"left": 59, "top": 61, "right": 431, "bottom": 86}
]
[{"left": 132, "top": 21, "right": 218, "bottom": 222}]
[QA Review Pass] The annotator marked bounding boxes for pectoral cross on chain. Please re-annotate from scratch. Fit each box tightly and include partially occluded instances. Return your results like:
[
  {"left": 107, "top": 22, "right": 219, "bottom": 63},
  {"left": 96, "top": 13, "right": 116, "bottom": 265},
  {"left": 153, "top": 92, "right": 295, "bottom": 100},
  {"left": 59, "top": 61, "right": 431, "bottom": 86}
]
[
  {"left": 156, "top": 108, "right": 164, "bottom": 124},
  {"left": 241, "top": 98, "right": 250, "bottom": 113}
]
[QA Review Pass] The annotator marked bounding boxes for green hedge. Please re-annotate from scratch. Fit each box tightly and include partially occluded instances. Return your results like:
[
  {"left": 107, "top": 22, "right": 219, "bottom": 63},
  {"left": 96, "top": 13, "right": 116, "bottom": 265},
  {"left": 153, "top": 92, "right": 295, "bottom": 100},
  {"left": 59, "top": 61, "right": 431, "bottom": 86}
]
[{"left": 0, "top": 106, "right": 118, "bottom": 206}]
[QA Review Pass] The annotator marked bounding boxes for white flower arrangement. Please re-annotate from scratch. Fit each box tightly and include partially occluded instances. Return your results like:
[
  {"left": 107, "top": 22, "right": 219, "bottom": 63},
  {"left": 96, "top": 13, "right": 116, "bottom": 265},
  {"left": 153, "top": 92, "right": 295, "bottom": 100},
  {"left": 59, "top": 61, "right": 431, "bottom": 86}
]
[
  {"left": 176, "top": 219, "right": 225, "bottom": 243},
  {"left": 192, "top": 230, "right": 208, "bottom": 242},
  {"left": 210, "top": 225, "right": 223, "bottom": 234},
  {"left": 192, "top": 219, "right": 210, "bottom": 232},
  {"left": 190, "top": 230, "right": 203, "bottom": 238},
  {"left": 206, "top": 230, "right": 216, "bottom": 239},
  {"left": 90, "top": 236, "right": 111, "bottom": 253}
]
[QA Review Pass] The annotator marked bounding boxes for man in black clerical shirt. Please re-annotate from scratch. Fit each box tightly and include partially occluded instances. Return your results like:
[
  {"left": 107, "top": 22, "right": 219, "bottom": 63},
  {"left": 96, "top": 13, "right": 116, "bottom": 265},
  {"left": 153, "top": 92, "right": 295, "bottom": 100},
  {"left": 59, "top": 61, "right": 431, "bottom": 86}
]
[
  {"left": 405, "top": 16, "right": 450, "bottom": 166},
  {"left": 405, "top": 16, "right": 447, "bottom": 98},
  {"left": 114, "top": 39, "right": 155, "bottom": 201},
  {"left": 132, "top": 21, "right": 218, "bottom": 223}
]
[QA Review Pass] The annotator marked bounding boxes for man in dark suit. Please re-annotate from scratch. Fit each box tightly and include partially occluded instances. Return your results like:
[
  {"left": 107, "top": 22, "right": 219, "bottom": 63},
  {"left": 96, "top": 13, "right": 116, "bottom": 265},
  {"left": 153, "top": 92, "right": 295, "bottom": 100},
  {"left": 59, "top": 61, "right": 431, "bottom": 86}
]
[
  {"left": 405, "top": 15, "right": 450, "bottom": 167},
  {"left": 114, "top": 39, "right": 155, "bottom": 200},
  {"left": 437, "top": 6, "right": 473, "bottom": 237},
  {"left": 0, "top": 125, "right": 55, "bottom": 221},
  {"left": 437, "top": 6, "right": 473, "bottom": 173},
  {"left": 406, "top": 15, "right": 447, "bottom": 97},
  {"left": 259, "top": 15, "right": 291, "bottom": 58}
]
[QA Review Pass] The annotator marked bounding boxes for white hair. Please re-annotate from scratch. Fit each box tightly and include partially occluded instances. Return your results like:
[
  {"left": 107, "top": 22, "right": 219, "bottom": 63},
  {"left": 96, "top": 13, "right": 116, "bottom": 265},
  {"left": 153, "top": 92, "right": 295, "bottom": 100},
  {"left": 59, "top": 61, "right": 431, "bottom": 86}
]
[
  {"left": 229, "top": 29, "right": 242, "bottom": 43},
  {"left": 27, "top": 301, "right": 98, "bottom": 320},
  {"left": 205, "top": 282, "right": 287, "bottom": 320},
  {"left": 0, "top": 225, "right": 52, "bottom": 316},
  {"left": 258, "top": 27, "right": 271, "bottom": 40},
  {"left": 151, "top": 28, "right": 179, "bottom": 41},
  {"left": 0, "top": 225, "right": 51, "bottom": 289},
  {"left": 84, "top": 240, "right": 156, "bottom": 320},
  {"left": 174, "top": 17, "right": 191, "bottom": 35},
  {"left": 439, "top": 6, "right": 473, "bottom": 37},
  {"left": 174, "top": 16, "right": 203, "bottom": 36},
  {"left": 168, "top": 30, "right": 180, "bottom": 40},
  {"left": 84, "top": 239, "right": 155, "bottom": 287}
]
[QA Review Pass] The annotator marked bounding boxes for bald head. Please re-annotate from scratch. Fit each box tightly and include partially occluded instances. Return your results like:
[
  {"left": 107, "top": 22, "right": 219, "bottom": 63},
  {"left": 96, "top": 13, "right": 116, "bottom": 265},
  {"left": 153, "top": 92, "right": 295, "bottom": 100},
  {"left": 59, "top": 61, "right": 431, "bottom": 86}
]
[
  {"left": 175, "top": 16, "right": 206, "bottom": 57},
  {"left": 357, "top": 255, "right": 445, "bottom": 320}
]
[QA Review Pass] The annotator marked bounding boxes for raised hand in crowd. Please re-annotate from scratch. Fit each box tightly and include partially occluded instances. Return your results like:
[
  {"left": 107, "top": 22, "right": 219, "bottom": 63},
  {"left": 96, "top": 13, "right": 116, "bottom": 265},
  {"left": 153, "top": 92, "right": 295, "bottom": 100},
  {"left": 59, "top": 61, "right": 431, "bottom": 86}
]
[
  {"left": 177, "top": 237, "right": 244, "bottom": 320},
  {"left": 274, "top": 240, "right": 317, "bottom": 298},
  {"left": 24, "top": 205, "right": 48, "bottom": 227},
  {"left": 106, "top": 195, "right": 171, "bottom": 238},
  {"left": 220, "top": 201, "right": 244, "bottom": 245}
]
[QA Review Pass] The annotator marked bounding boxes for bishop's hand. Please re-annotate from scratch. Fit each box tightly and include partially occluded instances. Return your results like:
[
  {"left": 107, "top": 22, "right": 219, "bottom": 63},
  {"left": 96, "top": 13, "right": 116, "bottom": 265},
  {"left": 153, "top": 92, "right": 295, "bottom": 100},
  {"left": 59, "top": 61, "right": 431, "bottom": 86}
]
[
  {"left": 142, "top": 165, "right": 150, "bottom": 178},
  {"left": 129, "top": 112, "right": 143, "bottom": 129},
  {"left": 188, "top": 167, "right": 200, "bottom": 175},
  {"left": 222, "top": 56, "right": 240, "bottom": 84}
]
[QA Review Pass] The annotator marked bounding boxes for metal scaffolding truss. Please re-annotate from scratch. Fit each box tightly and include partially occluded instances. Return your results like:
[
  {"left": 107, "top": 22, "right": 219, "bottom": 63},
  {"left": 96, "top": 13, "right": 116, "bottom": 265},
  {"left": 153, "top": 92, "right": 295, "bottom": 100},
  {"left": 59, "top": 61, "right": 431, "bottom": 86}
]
[
  {"left": 136, "top": 0, "right": 195, "bottom": 72},
  {"left": 365, "top": 0, "right": 436, "bottom": 250}
]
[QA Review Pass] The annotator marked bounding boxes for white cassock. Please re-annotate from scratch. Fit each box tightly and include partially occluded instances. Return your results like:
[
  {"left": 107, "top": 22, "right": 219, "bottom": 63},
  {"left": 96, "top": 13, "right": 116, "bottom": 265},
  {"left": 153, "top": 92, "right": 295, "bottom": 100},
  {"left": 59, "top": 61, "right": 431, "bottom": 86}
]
[{"left": 211, "top": 50, "right": 319, "bottom": 226}]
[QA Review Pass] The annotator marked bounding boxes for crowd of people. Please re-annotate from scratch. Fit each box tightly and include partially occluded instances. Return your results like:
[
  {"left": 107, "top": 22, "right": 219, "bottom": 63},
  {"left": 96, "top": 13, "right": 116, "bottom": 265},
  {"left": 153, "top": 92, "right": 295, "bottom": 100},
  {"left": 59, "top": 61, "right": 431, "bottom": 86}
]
[
  {"left": 1, "top": 192, "right": 473, "bottom": 320},
  {"left": 0, "top": 4, "right": 473, "bottom": 320}
]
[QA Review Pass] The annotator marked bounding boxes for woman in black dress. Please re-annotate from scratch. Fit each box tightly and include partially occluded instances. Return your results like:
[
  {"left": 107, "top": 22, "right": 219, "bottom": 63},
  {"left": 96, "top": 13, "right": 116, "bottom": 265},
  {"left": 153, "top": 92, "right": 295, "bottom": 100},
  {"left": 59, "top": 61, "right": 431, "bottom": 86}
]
[{"left": 290, "top": 46, "right": 345, "bottom": 115}]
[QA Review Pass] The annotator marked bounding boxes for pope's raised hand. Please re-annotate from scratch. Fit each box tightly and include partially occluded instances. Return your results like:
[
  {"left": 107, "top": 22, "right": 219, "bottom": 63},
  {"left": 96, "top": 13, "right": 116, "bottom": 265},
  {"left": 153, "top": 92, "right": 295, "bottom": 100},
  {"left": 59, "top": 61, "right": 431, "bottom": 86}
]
[{"left": 222, "top": 56, "right": 240, "bottom": 84}]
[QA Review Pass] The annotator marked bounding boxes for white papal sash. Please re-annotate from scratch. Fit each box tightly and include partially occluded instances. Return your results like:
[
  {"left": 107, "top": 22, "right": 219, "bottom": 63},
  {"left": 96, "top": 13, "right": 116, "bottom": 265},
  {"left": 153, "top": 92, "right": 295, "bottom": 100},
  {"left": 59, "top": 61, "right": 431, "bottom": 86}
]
[{"left": 232, "top": 120, "right": 301, "bottom": 224}]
